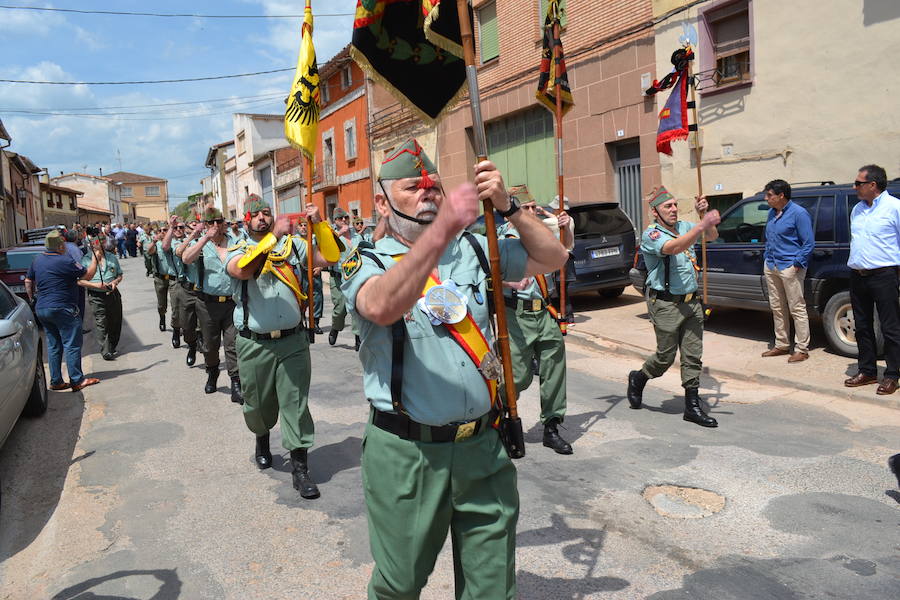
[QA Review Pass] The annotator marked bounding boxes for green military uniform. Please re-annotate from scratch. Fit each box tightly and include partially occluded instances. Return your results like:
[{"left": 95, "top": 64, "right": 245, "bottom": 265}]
[
  {"left": 193, "top": 237, "right": 240, "bottom": 380},
  {"left": 82, "top": 251, "right": 123, "bottom": 358},
  {"left": 152, "top": 238, "right": 178, "bottom": 330},
  {"left": 292, "top": 234, "right": 324, "bottom": 323},
  {"left": 138, "top": 230, "right": 153, "bottom": 276},
  {"left": 498, "top": 222, "right": 571, "bottom": 454},
  {"left": 173, "top": 236, "right": 201, "bottom": 351},
  {"left": 627, "top": 186, "right": 717, "bottom": 427},
  {"left": 342, "top": 139, "right": 527, "bottom": 599}
]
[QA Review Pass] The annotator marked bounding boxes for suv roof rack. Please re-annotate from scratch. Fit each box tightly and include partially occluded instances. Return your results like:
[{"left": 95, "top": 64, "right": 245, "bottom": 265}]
[{"left": 789, "top": 181, "right": 836, "bottom": 186}]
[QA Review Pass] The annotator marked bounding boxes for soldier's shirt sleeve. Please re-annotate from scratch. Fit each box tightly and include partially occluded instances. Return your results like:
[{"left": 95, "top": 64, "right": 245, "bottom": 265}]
[
  {"left": 498, "top": 237, "right": 528, "bottom": 282},
  {"left": 111, "top": 255, "right": 123, "bottom": 277},
  {"left": 641, "top": 228, "right": 667, "bottom": 257},
  {"left": 340, "top": 250, "right": 388, "bottom": 316},
  {"left": 225, "top": 244, "right": 248, "bottom": 266}
]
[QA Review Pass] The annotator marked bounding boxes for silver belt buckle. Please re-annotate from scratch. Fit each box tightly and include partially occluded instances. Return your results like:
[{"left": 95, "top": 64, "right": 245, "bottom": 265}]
[{"left": 269, "top": 329, "right": 282, "bottom": 339}]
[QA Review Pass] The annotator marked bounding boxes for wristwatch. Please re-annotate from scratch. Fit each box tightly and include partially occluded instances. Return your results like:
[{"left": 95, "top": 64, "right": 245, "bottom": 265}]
[{"left": 498, "top": 196, "right": 520, "bottom": 218}]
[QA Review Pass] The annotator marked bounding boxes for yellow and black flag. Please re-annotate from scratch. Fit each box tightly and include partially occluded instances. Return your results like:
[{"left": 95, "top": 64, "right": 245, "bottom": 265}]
[
  {"left": 285, "top": 0, "right": 320, "bottom": 161},
  {"left": 536, "top": 0, "right": 574, "bottom": 115},
  {"left": 350, "top": 0, "right": 472, "bottom": 124}
]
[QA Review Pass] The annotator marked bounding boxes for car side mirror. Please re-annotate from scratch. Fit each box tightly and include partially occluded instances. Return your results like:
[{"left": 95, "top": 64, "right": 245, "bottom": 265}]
[{"left": 0, "top": 320, "right": 20, "bottom": 340}]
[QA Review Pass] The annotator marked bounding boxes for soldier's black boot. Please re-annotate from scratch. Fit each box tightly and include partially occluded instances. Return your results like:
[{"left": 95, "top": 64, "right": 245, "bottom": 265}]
[
  {"left": 158, "top": 313, "right": 166, "bottom": 332},
  {"left": 314, "top": 319, "right": 323, "bottom": 335},
  {"left": 328, "top": 329, "right": 338, "bottom": 345},
  {"left": 542, "top": 418, "right": 573, "bottom": 455},
  {"left": 255, "top": 433, "right": 272, "bottom": 470},
  {"left": 185, "top": 343, "right": 197, "bottom": 366},
  {"left": 290, "top": 448, "right": 320, "bottom": 499},
  {"left": 683, "top": 388, "right": 718, "bottom": 428},
  {"left": 230, "top": 376, "right": 244, "bottom": 405},
  {"left": 627, "top": 370, "right": 649, "bottom": 409},
  {"left": 355, "top": 335, "right": 361, "bottom": 352},
  {"left": 171, "top": 328, "right": 181, "bottom": 349},
  {"left": 204, "top": 367, "right": 219, "bottom": 394}
]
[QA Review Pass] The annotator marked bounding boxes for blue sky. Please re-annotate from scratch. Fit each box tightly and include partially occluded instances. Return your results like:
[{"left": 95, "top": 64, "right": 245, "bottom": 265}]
[{"left": 0, "top": 1, "right": 358, "bottom": 208}]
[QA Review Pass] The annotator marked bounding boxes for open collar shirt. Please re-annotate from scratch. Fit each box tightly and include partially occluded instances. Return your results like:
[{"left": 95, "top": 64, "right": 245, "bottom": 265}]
[{"left": 848, "top": 191, "right": 900, "bottom": 270}]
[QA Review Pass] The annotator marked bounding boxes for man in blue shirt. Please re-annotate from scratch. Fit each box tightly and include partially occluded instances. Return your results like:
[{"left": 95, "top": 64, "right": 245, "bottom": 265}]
[
  {"left": 760, "top": 179, "right": 814, "bottom": 362},
  {"left": 844, "top": 164, "right": 900, "bottom": 395},
  {"left": 113, "top": 224, "right": 127, "bottom": 259},
  {"left": 24, "top": 231, "right": 100, "bottom": 392}
]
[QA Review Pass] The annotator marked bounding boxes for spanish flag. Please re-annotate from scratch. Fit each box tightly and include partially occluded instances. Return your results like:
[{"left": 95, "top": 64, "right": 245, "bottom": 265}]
[
  {"left": 284, "top": 0, "right": 320, "bottom": 161},
  {"left": 536, "top": 0, "right": 574, "bottom": 116}
]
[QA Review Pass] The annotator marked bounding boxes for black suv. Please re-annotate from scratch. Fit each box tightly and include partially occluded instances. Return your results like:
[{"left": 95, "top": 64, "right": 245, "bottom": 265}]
[
  {"left": 631, "top": 181, "right": 900, "bottom": 357},
  {"left": 568, "top": 203, "right": 637, "bottom": 297}
]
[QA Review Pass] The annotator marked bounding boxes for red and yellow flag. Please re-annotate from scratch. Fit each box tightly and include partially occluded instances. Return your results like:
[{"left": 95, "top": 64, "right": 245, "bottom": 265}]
[{"left": 536, "top": 0, "right": 574, "bottom": 115}]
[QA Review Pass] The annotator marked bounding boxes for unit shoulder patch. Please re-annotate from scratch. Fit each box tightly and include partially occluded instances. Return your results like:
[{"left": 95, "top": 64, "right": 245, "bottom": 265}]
[
  {"left": 648, "top": 229, "right": 661, "bottom": 241},
  {"left": 341, "top": 248, "right": 362, "bottom": 279},
  {"left": 227, "top": 240, "right": 249, "bottom": 253}
]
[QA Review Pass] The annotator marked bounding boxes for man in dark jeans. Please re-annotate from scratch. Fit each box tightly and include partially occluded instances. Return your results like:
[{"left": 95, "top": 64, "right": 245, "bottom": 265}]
[
  {"left": 24, "top": 230, "right": 101, "bottom": 392},
  {"left": 844, "top": 164, "right": 900, "bottom": 395}
]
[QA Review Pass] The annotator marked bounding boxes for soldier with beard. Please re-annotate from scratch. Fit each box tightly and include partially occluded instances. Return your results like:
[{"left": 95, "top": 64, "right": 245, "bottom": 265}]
[
  {"left": 341, "top": 139, "right": 568, "bottom": 598},
  {"left": 226, "top": 198, "right": 339, "bottom": 499},
  {"left": 626, "top": 186, "right": 721, "bottom": 427}
]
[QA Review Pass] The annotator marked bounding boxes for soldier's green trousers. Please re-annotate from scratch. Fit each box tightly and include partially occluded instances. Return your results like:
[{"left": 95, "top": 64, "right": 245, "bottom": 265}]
[
  {"left": 300, "top": 272, "right": 324, "bottom": 320},
  {"left": 168, "top": 278, "right": 183, "bottom": 331},
  {"left": 502, "top": 305, "right": 567, "bottom": 424},
  {"left": 329, "top": 270, "right": 347, "bottom": 331},
  {"left": 362, "top": 420, "right": 518, "bottom": 600},
  {"left": 641, "top": 294, "right": 704, "bottom": 388},
  {"left": 196, "top": 298, "right": 238, "bottom": 378},
  {"left": 144, "top": 253, "right": 153, "bottom": 277},
  {"left": 237, "top": 333, "right": 314, "bottom": 451},
  {"left": 173, "top": 283, "right": 200, "bottom": 345},
  {"left": 153, "top": 276, "right": 172, "bottom": 323},
  {"left": 87, "top": 290, "right": 122, "bottom": 356}
]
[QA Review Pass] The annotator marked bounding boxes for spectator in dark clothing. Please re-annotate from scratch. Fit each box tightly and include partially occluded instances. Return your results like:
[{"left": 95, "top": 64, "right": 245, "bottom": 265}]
[
  {"left": 24, "top": 230, "right": 101, "bottom": 392},
  {"left": 125, "top": 224, "right": 138, "bottom": 257}
]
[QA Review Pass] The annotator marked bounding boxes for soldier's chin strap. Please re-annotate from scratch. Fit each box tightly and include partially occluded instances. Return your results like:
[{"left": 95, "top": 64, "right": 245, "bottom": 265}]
[{"left": 378, "top": 180, "right": 443, "bottom": 226}]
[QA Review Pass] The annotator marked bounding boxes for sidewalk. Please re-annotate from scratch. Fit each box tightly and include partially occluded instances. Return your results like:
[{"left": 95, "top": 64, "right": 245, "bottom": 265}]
[{"left": 565, "top": 288, "right": 900, "bottom": 410}]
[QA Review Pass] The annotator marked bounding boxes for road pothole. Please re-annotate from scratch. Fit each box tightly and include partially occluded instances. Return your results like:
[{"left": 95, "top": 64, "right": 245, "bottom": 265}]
[{"left": 643, "top": 485, "right": 725, "bottom": 519}]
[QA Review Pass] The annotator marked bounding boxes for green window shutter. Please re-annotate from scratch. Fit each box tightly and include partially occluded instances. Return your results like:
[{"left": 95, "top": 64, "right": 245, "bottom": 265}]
[
  {"left": 539, "top": 0, "right": 567, "bottom": 28},
  {"left": 486, "top": 108, "right": 555, "bottom": 205},
  {"left": 479, "top": 2, "right": 499, "bottom": 62}
]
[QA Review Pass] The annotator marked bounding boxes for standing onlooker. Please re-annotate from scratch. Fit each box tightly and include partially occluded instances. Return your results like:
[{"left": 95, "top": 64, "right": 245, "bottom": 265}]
[
  {"left": 760, "top": 179, "right": 815, "bottom": 362},
  {"left": 24, "top": 231, "right": 100, "bottom": 392},
  {"left": 63, "top": 229, "right": 89, "bottom": 332},
  {"left": 844, "top": 164, "right": 900, "bottom": 395},
  {"left": 114, "top": 223, "right": 127, "bottom": 258},
  {"left": 79, "top": 237, "right": 123, "bottom": 360},
  {"left": 125, "top": 223, "right": 138, "bottom": 257}
]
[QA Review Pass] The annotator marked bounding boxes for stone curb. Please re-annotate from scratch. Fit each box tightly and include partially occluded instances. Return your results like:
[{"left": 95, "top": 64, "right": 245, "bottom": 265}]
[{"left": 565, "top": 328, "right": 900, "bottom": 412}]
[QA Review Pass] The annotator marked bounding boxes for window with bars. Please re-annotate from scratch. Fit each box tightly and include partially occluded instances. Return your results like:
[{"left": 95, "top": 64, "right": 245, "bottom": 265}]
[
  {"left": 478, "top": 2, "right": 499, "bottom": 63},
  {"left": 703, "top": 0, "right": 751, "bottom": 87}
]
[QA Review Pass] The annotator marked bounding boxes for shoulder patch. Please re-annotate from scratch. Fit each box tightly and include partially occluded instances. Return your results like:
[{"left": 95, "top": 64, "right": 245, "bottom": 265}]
[
  {"left": 649, "top": 229, "right": 661, "bottom": 240},
  {"left": 341, "top": 248, "right": 362, "bottom": 279},
  {"left": 227, "top": 240, "right": 248, "bottom": 253}
]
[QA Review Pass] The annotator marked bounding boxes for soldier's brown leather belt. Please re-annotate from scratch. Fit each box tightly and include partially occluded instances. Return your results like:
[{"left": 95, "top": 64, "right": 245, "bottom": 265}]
[
  {"left": 371, "top": 407, "right": 491, "bottom": 443},
  {"left": 504, "top": 296, "right": 545, "bottom": 312},
  {"left": 238, "top": 326, "right": 300, "bottom": 341},
  {"left": 196, "top": 291, "right": 233, "bottom": 303},
  {"left": 650, "top": 289, "right": 695, "bottom": 303},
  {"left": 154, "top": 274, "right": 172, "bottom": 281}
]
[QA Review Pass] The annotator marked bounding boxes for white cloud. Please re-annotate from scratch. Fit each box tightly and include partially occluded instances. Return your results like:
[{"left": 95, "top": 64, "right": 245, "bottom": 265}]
[
  {"left": 0, "top": 5, "right": 67, "bottom": 36},
  {"left": 0, "top": 61, "right": 93, "bottom": 109},
  {"left": 74, "top": 26, "right": 104, "bottom": 51}
]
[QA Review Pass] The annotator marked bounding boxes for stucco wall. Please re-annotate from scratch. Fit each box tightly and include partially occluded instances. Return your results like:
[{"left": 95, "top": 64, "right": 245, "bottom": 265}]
[{"left": 655, "top": 0, "right": 900, "bottom": 209}]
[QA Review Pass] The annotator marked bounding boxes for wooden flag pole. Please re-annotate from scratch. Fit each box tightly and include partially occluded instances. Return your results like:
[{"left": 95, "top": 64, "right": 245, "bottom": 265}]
[
  {"left": 305, "top": 156, "right": 316, "bottom": 343},
  {"left": 456, "top": 0, "right": 524, "bottom": 458},
  {"left": 686, "top": 52, "right": 708, "bottom": 309},
  {"left": 552, "top": 16, "right": 568, "bottom": 335}
]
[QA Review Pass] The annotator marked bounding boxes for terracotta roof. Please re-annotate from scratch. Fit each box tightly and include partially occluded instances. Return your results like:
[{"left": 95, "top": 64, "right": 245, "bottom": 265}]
[
  {"left": 56, "top": 172, "right": 112, "bottom": 181},
  {"left": 105, "top": 171, "right": 167, "bottom": 183}
]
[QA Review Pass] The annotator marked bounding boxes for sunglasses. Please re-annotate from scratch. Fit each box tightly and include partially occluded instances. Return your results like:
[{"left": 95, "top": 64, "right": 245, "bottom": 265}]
[
  {"left": 852, "top": 180, "right": 872, "bottom": 187},
  {"left": 174, "top": 225, "right": 185, "bottom": 229},
  {"left": 205, "top": 218, "right": 225, "bottom": 224}
]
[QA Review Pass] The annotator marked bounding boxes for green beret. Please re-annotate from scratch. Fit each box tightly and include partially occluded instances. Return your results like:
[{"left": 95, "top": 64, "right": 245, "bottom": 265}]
[
  {"left": 45, "top": 230, "right": 65, "bottom": 251},
  {"left": 378, "top": 139, "right": 437, "bottom": 181},
  {"left": 202, "top": 207, "right": 224, "bottom": 221},
  {"left": 244, "top": 193, "right": 269, "bottom": 215},
  {"left": 333, "top": 207, "right": 349, "bottom": 219},
  {"left": 649, "top": 186, "right": 675, "bottom": 208}
]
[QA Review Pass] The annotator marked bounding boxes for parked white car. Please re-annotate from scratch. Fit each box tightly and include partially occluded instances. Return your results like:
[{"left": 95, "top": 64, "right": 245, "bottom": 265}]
[{"left": 0, "top": 279, "right": 47, "bottom": 451}]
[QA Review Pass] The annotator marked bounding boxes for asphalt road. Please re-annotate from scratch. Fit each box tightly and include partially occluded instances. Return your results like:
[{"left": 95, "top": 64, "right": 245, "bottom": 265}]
[{"left": 1, "top": 257, "right": 898, "bottom": 599}]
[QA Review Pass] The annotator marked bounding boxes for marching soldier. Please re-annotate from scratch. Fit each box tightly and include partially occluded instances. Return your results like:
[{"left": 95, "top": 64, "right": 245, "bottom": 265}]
[
  {"left": 499, "top": 193, "right": 573, "bottom": 455},
  {"left": 161, "top": 216, "right": 187, "bottom": 349},
  {"left": 327, "top": 207, "right": 360, "bottom": 348},
  {"left": 626, "top": 186, "right": 721, "bottom": 427},
  {"left": 181, "top": 207, "right": 242, "bottom": 404},
  {"left": 79, "top": 236, "right": 123, "bottom": 361},
  {"left": 225, "top": 198, "right": 339, "bottom": 500},
  {"left": 174, "top": 217, "right": 205, "bottom": 367},
  {"left": 146, "top": 221, "right": 179, "bottom": 335},
  {"left": 294, "top": 219, "right": 325, "bottom": 334},
  {"left": 353, "top": 216, "right": 373, "bottom": 243},
  {"left": 341, "top": 140, "right": 568, "bottom": 598},
  {"left": 138, "top": 225, "right": 154, "bottom": 277}
]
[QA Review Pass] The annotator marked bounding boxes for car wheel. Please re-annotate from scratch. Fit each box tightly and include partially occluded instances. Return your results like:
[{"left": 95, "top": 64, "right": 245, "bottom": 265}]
[
  {"left": 22, "top": 354, "right": 48, "bottom": 418},
  {"left": 822, "top": 291, "right": 884, "bottom": 358},
  {"left": 600, "top": 287, "right": 625, "bottom": 299}
]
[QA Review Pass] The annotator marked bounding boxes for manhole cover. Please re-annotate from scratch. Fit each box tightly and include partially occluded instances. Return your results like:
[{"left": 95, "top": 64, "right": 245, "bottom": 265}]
[{"left": 643, "top": 484, "right": 725, "bottom": 519}]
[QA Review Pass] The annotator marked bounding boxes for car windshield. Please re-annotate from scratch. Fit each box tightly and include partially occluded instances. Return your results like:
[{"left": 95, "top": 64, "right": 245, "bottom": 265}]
[
  {"left": 0, "top": 249, "right": 44, "bottom": 271},
  {"left": 571, "top": 206, "right": 633, "bottom": 239}
]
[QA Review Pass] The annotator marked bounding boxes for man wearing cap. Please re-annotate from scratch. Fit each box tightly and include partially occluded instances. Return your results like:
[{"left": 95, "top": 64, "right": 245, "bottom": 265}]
[
  {"left": 181, "top": 206, "right": 242, "bottom": 403},
  {"left": 499, "top": 192, "right": 574, "bottom": 455},
  {"left": 78, "top": 235, "right": 123, "bottom": 361},
  {"left": 327, "top": 207, "right": 360, "bottom": 348},
  {"left": 24, "top": 231, "right": 100, "bottom": 392},
  {"left": 353, "top": 216, "right": 373, "bottom": 243},
  {"left": 174, "top": 217, "right": 205, "bottom": 367},
  {"left": 294, "top": 219, "right": 325, "bottom": 334},
  {"left": 226, "top": 198, "right": 340, "bottom": 500},
  {"left": 341, "top": 139, "right": 568, "bottom": 598},
  {"left": 626, "top": 186, "right": 721, "bottom": 427},
  {"left": 146, "top": 222, "right": 177, "bottom": 333},
  {"left": 161, "top": 215, "right": 188, "bottom": 349}
]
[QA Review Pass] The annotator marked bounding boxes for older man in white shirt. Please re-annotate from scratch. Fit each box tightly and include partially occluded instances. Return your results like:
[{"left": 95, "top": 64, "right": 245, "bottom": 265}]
[{"left": 844, "top": 164, "right": 900, "bottom": 395}]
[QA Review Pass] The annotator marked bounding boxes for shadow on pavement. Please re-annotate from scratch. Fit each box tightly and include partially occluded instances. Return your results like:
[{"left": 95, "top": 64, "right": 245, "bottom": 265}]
[
  {"left": 51, "top": 568, "right": 182, "bottom": 600},
  {"left": 517, "top": 514, "right": 630, "bottom": 597},
  {"left": 524, "top": 410, "right": 610, "bottom": 445},
  {"left": 268, "top": 436, "right": 362, "bottom": 485}
]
